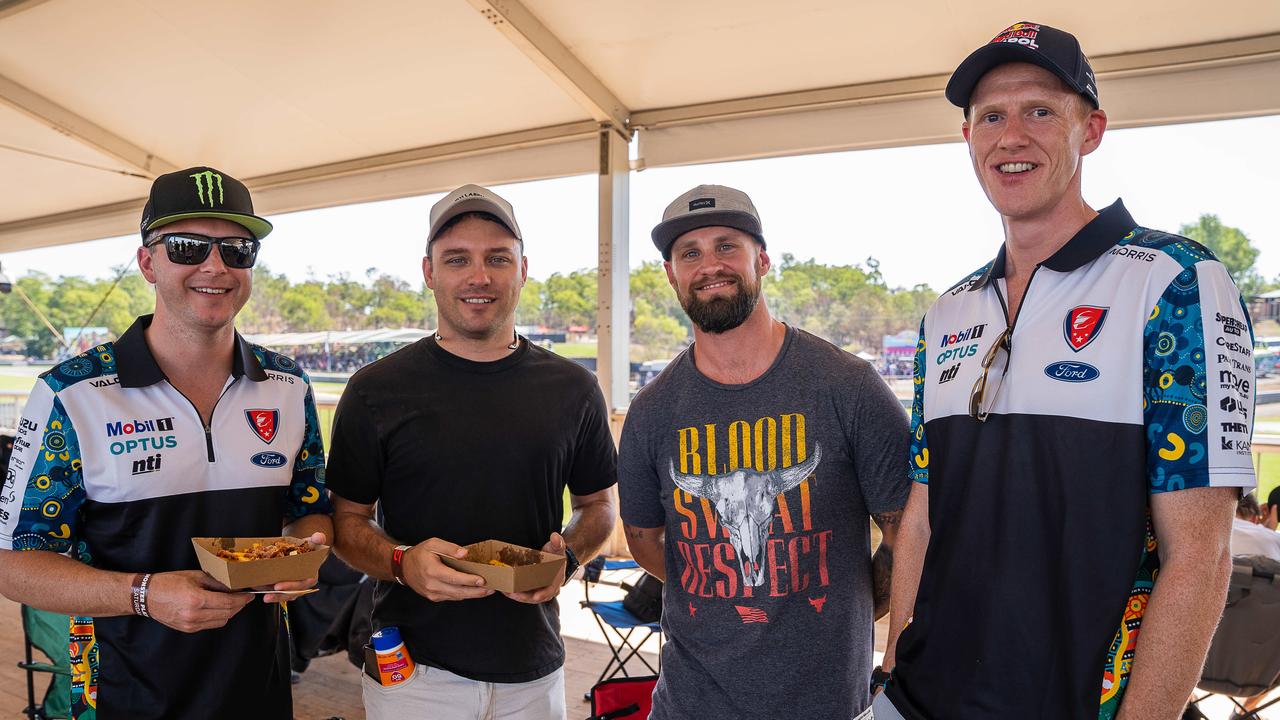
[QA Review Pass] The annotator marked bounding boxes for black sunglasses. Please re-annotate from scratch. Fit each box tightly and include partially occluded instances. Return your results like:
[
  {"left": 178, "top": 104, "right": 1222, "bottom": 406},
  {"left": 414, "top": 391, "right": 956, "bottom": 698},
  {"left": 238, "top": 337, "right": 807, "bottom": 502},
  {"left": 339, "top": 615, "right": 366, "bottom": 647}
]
[{"left": 145, "top": 232, "right": 260, "bottom": 269}]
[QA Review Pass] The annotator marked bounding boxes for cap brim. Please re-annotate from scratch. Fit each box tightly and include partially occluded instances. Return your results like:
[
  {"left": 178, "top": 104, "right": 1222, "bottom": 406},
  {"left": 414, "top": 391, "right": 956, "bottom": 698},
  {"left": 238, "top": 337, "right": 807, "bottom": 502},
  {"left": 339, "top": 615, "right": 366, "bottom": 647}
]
[
  {"left": 651, "top": 210, "right": 764, "bottom": 259},
  {"left": 428, "top": 197, "right": 521, "bottom": 243},
  {"left": 945, "top": 43, "right": 1081, "bottom": 110},
  {"left": 144, "top": 211, "right": 273, "bottom": 240}
]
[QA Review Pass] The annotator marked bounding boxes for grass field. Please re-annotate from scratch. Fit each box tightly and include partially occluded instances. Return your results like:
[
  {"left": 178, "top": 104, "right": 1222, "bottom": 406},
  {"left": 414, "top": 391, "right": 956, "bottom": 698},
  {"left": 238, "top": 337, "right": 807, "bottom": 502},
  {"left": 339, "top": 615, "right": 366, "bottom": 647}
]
[{"left": 550, "top": 342, "right": 596, "bottom": 358}]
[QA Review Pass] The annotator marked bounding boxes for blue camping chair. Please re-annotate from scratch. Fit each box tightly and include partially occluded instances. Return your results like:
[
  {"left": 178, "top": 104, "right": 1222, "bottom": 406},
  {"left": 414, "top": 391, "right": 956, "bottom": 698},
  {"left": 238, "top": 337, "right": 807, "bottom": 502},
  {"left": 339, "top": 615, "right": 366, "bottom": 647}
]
[{"left": 580, "top": 557, "right": 662, "bottom": 695}]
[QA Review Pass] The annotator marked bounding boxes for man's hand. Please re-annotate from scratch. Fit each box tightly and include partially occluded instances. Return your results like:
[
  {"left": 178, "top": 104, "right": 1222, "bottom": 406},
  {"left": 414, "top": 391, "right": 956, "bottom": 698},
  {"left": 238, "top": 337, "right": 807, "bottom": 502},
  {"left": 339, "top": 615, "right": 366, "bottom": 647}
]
[
  {"left": 259, "top": 531, "right": 327, "bottom": 603},
  {"left": 403, "top": 538, "right": 493, "bottom": 602},
  {"left": 146, "top": 570, "right": 253, "bottom": 633},
  {"left": 503, "top": 532, "right": 567, "bottom": 605}
]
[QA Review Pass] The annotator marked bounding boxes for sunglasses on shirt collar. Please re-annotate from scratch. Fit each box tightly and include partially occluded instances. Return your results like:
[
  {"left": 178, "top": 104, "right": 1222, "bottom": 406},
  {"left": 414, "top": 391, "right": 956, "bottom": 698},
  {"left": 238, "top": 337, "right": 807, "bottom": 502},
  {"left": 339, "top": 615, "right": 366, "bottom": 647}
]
[{"left": 144, "top": 232, "right": 260, "bottom": 269}]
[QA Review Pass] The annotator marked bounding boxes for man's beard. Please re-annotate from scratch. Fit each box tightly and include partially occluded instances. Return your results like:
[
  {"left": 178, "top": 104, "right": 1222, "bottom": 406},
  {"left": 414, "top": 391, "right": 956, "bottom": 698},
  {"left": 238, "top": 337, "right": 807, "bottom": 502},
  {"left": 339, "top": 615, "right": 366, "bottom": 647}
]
[{"left": 680, "top": 274, "right": 760, "bottom": 334}]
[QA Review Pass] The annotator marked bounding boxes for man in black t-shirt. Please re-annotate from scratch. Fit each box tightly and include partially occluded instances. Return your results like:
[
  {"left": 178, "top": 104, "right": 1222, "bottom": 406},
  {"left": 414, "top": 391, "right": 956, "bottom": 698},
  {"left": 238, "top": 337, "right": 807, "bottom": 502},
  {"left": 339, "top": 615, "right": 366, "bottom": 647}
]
[{"left": 327, "top": 184, "right": 618, "bottom": 720}]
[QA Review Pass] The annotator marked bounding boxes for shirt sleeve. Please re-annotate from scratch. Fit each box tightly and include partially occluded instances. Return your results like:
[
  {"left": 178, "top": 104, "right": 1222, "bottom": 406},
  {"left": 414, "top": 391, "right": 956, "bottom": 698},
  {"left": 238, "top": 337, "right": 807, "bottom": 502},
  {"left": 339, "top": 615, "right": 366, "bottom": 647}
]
[
  {"left": 617, "top": 400, "right": 666, "bottom": 528},
  {"left": 323, "top": 380, "right": 384, "bottom": 505},
  {"left": 284, "top": 372, "right": 333, "bottom": 522},
  {"left": 850, "top": 361, "right": 912, "bottom": 515},
  {"left": 566, "top": 384, "right": 619, "bottom": 496},
  {"left": 1144, "top": 261, "right": 1256, "bottom": 493},
  {"left": 0, "top": 380, "right": 88, "bottom": 560},
  {"left": 909, "top": 317, "right": 930, "bottom": 485}
]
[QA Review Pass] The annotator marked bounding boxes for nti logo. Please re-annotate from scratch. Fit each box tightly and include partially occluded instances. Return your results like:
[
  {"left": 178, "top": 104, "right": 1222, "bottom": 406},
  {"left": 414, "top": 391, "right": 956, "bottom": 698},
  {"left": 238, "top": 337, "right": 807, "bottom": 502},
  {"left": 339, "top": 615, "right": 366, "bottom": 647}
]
[
  {"left": 131, "top": 454, "right": 162, "bottom": 476},
  {"left": 937, "top": 363, "right": 961, "bottom": 384},
  {"left": 106, "top": 417, "right": 174, "bottom": 437},
  {"left": 191, "top": 170, "right": 224, "bottom": 207}
]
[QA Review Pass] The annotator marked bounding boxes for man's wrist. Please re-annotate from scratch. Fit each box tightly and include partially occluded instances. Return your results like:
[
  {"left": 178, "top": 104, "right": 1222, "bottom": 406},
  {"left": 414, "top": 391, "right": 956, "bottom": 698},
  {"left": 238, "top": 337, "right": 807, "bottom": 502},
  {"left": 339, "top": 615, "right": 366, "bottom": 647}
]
[
  {"left": 391, "top": 545, "right": 412, "bottom": 586},
  {"left": 870, "top": 665, "right": 891, "bottom": 694},
  {"left": 130, "top": 572, "right": 153, "bottom": 618}
]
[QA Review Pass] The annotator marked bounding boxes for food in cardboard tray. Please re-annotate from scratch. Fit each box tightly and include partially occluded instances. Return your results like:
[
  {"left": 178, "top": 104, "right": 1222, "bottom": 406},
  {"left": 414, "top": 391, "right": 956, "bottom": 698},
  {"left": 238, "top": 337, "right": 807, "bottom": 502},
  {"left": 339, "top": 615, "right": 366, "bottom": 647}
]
[
  {"left": 487, "top": 559, "right": 511, "bottom": 567},
  {"left": 496, "top": 546, "right": 542, "bottom": 567},
  {"left": 215, "top": 538, "right": 315, "bottom": 562}
]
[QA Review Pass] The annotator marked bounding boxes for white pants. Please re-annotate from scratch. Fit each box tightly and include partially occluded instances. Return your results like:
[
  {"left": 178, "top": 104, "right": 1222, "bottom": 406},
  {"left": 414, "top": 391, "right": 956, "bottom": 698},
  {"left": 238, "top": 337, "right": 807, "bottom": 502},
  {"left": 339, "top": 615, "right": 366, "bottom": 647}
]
[{"left": 362, "top": 663, "right": 566, "bottom": 720}]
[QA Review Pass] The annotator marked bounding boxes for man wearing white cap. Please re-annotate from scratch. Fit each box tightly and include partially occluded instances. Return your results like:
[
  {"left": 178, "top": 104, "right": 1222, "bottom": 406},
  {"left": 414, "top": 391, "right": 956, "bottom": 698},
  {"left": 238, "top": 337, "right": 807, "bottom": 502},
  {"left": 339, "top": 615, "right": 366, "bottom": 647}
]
[
  {"left": 326, "top": 184, "right": 618, "bottom": 719},
  {"left": 618, "top": 184, "right": 911, "bottom": 719}
]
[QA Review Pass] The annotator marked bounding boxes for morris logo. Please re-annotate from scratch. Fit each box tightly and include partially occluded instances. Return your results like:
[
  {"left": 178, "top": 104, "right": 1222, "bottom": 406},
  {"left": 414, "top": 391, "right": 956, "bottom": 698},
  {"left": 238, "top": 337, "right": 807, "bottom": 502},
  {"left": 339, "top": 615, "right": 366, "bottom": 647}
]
[
  {"left": 1044, "top": 361, "right": 1100, "bottom": 383},
  {"left": 250, "top": 451, "right": 288, "bottom": 468},
  {"left": 190, "top": 170, "right": 224, "bottom": 207}
]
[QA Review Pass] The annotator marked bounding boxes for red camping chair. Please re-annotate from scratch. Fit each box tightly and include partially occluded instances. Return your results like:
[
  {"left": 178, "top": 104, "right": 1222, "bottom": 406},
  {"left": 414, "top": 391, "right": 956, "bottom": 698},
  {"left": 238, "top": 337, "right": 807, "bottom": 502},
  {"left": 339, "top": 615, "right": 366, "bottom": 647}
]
[{"left": 586, "top": 674, "right": 657, "bottom": 720}]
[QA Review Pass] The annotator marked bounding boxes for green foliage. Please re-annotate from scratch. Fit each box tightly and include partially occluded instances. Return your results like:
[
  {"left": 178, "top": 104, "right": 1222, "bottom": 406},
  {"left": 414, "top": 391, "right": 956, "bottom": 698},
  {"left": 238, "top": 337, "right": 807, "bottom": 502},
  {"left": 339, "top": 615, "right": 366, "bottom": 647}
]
[
  {"left": 1178, "top": 214, "right": 1273, "bottom": 296},
  {"left": 0, "top": 256, "right": 934, "bottom": 363}
]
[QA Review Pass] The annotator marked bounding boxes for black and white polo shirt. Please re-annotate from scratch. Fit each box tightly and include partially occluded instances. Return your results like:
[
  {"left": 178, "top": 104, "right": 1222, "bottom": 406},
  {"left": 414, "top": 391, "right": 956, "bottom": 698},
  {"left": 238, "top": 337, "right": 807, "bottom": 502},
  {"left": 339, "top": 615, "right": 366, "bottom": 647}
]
[{"left": 887, "top": 200, "right": 1256, "bottom": 720}]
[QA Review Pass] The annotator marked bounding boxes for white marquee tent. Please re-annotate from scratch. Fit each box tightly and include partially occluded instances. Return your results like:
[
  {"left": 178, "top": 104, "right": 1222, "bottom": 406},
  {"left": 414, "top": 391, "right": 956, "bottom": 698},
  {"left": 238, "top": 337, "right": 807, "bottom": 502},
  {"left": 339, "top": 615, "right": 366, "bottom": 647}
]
[{"left": 2, "top": 0, "right": 1277, "bottom": 406}]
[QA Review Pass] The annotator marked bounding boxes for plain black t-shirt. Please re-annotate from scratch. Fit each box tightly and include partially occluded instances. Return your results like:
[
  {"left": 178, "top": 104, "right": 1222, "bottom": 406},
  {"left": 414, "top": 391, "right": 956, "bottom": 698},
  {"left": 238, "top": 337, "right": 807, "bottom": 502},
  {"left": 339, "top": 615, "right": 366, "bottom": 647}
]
[{"left": 325, "top": 337, "right": 618, "bottom": 682}]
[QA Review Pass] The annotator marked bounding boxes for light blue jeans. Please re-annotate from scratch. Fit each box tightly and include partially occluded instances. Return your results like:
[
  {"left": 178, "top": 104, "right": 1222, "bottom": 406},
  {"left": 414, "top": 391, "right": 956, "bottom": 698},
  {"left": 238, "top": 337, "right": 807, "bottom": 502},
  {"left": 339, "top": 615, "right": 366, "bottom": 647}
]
[{"left": 362, "top": 663, "right": 565, "bottom": 720}]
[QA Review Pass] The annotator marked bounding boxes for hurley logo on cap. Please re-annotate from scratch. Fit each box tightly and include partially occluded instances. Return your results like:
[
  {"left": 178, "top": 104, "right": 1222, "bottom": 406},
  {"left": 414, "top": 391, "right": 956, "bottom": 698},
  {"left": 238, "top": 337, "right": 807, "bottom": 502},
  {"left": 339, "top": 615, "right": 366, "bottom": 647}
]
[
  {"left": 990, "top": 22, "right": 1042, "bottom": 49},
  {"left": 689, "top": 198, "right": 716, "bottom": 211},
  {"left": 190, "top": 170, "right": 224, "bottom": 208}
]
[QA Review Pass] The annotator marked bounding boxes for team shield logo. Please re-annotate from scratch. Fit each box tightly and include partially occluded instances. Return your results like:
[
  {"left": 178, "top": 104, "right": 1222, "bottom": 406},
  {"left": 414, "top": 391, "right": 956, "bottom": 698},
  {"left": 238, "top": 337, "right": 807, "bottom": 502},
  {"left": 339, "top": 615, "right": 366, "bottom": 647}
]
[
  {"left": 1064, "top": 306, "right": 1109, "bottom": 352},
  {"left": 245, "top": 409, "right": 280, "bottom": 444}
]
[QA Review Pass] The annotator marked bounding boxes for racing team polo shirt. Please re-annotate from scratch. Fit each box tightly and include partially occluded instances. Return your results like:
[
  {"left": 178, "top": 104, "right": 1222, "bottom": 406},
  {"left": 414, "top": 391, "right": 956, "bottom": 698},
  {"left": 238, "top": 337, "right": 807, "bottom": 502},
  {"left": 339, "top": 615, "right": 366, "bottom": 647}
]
[
  {"left": 886, "top": 200, "right": 1256, "bottom": 720},
  {"left": 0, "top": 314, "right": 332, "bottom": 720}
]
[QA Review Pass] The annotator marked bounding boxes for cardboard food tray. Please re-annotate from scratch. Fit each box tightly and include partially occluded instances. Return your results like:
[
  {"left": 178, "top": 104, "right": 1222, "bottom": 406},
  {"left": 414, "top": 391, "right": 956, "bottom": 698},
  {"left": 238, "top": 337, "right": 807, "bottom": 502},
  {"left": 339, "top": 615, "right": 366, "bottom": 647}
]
[
  {"left": 439, "top": 539, "right": 566, "bottom": 594},
  {"left": 191, "top": 536, "right": 330, "bottom": 591}
]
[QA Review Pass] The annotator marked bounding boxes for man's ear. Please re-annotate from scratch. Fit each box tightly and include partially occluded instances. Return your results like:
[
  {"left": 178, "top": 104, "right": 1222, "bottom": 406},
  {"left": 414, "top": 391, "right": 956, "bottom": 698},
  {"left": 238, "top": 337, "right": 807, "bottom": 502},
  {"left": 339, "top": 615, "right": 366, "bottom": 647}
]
[
  {"left": 422, "top": 255, "right": 435, "bottom": 290},
  {"left": 138, "top": 245, "right": 156, "bottom": 284}
]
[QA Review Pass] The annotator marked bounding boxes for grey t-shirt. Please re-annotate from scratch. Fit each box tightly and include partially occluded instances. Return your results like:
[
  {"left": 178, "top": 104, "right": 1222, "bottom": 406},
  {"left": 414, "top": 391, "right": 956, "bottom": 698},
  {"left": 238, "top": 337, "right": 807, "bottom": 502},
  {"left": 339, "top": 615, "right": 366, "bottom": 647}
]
[{"left": 619, "top": 326, "right": 911, "bottom": 720}]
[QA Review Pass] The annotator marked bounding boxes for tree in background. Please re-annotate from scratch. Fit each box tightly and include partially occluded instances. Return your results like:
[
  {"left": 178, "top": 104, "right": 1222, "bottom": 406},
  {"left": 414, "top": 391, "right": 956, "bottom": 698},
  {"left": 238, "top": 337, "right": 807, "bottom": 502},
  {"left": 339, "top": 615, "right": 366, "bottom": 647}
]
[{"left": 1179, "top": 214, "right": 1275, "bottom": 297}]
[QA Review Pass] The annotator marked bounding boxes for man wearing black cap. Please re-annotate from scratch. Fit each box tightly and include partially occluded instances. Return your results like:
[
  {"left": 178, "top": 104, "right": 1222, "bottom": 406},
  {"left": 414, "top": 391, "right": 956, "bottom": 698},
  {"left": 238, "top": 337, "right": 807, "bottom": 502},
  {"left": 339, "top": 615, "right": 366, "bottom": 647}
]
[
  {"left": 0, "top": 166, "right": 333, "bottom": 720},
  {"left": 618, "top": 185, "right": 911, "bottom": 719},
  {"left": 325, "top": 184, "right": 617, "bottom": 720},
  {"left": 877, "top": 23, "right": 1256, "bottom": 720}
]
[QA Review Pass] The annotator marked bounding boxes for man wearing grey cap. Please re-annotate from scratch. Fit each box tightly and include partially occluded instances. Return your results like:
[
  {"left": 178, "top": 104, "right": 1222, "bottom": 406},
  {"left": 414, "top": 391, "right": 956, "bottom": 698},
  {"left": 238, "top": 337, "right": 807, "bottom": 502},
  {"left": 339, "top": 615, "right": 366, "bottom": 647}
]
[
  {"left": 326, "top": 184, "right": 618, "bottom": 719},
  {"left": 618, "top": 184, "right": 911, "bottom": 719},
  {"left": 878, "top": 22, "right": 1254, "bottom": 720}
]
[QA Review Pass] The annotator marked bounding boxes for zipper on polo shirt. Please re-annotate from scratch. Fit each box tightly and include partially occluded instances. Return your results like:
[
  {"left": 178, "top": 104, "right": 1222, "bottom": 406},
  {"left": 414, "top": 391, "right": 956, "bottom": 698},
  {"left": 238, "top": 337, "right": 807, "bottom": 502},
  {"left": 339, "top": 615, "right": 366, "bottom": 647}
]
[
  {"left": 168, "top": 378, "right": 240, "bottom": 463},
  {"left": 992, "top": 264, "right": 1042, "bottom": 334}
]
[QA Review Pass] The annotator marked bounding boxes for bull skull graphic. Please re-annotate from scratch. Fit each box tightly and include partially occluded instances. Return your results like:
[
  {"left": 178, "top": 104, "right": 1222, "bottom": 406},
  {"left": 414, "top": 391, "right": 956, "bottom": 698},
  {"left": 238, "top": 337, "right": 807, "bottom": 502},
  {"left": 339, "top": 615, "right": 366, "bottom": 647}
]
[{"left": 668, "top": 445, "right": 822, "bottom": 587}]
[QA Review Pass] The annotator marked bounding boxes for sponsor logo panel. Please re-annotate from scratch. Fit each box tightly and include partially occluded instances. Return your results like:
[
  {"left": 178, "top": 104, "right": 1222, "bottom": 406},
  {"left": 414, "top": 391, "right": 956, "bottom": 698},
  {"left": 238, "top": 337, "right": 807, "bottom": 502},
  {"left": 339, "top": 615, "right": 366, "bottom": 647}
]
[
  {"left": 1063, "top": 306, "right": 1108, "bottom": 352},
  {"left": 130, "top": 454, "right": 163, "bottom": 476},
  {"left": 245, "top": 409, "right": 280, "bottom": 445},
  {"left": 1044, "top": 361, "right": 1100, "bottom": 383},
  {"left": 937, "top": 363, "right": 961, "bottom": 384},
  {"left": 250, "top": 451, "right": 288, "bottom": 468}
]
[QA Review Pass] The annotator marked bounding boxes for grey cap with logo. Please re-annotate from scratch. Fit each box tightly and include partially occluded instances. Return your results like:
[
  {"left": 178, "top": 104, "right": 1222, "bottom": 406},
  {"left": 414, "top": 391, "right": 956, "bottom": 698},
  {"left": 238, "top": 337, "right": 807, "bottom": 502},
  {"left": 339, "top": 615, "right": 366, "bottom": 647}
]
[
  {"left": 426, "top": 184, "right": 523, "bottom": 251},
  {"left": 650, "top": 184, "right": 765, "bottom": 260}
]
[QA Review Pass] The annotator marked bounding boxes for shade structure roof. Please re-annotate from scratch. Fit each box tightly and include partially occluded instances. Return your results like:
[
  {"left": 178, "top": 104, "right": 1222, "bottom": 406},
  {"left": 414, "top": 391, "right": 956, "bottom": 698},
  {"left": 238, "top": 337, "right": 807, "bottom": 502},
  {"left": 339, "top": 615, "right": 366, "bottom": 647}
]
[{"left": 1, "top": 0, "right": 1278, "bottom": 252}]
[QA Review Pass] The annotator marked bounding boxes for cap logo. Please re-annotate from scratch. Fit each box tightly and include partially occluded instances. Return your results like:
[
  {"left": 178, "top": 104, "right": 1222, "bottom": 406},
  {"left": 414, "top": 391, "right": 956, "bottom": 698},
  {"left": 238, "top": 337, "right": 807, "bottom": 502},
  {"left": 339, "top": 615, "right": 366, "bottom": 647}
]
[
  {"left": 190, "top": 170, "right": 224, "bottom": 208},
  {"left": 991, "top": 22, "right": 1041, "bottom": 50},
  {"left": 689, "top": 198, "right": 716, "bottom": 211},
  {"left": 453, "top": 191, "right": 484, "bottom": 204}
]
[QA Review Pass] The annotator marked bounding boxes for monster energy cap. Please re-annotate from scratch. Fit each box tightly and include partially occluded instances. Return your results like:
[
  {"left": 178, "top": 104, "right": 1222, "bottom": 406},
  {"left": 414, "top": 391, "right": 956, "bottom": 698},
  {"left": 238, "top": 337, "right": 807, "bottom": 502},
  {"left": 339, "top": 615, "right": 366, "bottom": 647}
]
[
  {"left": 140, "top": 166, "right": 272, "bottom": 240},
  {"left": 651, "top": 184, "right": 765, "bottom": 260},
  {"left": 426, "top": 184, "right": 523, "bottom": 247}
]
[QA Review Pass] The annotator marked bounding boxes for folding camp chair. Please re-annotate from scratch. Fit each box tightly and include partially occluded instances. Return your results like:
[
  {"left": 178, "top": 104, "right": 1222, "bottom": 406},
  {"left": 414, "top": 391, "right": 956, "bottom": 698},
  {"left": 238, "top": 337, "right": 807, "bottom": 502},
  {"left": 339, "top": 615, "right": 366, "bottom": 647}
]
[
  {"left": 585, "top": 674, "right": 657, "bottom": 720},
  {"left": 18, "top": 604, "right": 71, "bottom": 720},
  {"left": 1186, "top": 556, "right": 1280, "bottom": 720},
  {"left": 580, "top": 557, "right": 662, "bottom": 695}
]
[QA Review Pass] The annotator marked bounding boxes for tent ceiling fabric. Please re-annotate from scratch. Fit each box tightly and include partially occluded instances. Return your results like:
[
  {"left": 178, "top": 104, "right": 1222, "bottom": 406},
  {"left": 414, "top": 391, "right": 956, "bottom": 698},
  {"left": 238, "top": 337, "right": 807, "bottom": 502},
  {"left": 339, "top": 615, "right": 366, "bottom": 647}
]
[{"left": 1, "top": 0, "right": 1278, "bottom": 251}]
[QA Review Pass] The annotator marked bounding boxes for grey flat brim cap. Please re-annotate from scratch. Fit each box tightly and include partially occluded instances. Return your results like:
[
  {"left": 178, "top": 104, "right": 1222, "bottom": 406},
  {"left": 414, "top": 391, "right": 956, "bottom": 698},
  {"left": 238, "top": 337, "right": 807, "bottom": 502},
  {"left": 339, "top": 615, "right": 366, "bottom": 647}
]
[
  {"left": 651, "top": 184, "right": 765, "bottom": 259},
  {"left": 427, "top": 183, "right": 522, "bottom": 248}
]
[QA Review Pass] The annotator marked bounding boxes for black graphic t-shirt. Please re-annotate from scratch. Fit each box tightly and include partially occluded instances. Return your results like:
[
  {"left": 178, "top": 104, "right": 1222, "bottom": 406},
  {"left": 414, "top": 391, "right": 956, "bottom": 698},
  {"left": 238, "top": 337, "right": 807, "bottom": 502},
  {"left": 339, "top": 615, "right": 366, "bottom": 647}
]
[
  {"left": 619, "top": 326, "right": 911, "bottom": 719},
  {"left": 325, "top": 337, "right": 618, "bottom": 683}
]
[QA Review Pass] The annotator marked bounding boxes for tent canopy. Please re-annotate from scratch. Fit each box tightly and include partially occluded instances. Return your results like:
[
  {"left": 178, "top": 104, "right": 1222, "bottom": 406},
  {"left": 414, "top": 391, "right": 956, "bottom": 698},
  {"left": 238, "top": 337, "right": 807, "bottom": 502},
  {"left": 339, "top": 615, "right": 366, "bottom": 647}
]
[{"left": 1, "top": 0, "right": 1277, "bottom": 251}]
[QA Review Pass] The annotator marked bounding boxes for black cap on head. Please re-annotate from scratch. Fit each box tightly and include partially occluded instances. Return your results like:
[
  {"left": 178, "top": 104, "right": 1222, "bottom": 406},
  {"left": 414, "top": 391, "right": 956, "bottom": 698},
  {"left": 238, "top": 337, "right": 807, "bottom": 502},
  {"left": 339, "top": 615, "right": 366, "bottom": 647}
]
[
  {"left": 1268, "top": 485, "right": 1280, "bottom": 510},
  {"left": 140, "top": 166, "right": 272, "bottom": 240},
  {"left": 946, "top": 22, "right": 1099, "bottom": 112}
]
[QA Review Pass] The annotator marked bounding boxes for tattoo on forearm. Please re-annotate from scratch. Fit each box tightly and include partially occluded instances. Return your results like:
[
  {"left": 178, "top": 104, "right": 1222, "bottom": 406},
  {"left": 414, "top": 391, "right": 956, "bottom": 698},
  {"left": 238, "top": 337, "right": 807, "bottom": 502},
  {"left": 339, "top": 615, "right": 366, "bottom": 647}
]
[
  {"left": 872, "top": 510, "right": 903, "bottom": 530},
  {"left": 872, "top": 544, "right": 894, "bottom": 620}
]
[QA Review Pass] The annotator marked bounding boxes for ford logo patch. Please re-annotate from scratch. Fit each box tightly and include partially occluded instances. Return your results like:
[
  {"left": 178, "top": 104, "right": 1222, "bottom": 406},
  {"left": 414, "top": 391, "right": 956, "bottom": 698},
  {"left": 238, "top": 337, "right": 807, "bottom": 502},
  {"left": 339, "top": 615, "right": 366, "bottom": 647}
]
[
  {"left": 1044, "top": 361, "right": 1100, "bottom": 383},
  {"left": 250, "top": 451, "right": 288, "bottom": 468}
]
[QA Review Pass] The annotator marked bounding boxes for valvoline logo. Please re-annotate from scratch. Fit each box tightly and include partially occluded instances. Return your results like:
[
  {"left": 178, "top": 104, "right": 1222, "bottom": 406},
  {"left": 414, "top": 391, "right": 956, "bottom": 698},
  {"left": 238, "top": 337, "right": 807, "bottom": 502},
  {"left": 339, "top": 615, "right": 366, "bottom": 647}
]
[
  {"left": 1044, "top": 361, "right": 1100, "bottom": 383},
  {"left": 250, "top": 451, "right": 288, "bottom": 468}
]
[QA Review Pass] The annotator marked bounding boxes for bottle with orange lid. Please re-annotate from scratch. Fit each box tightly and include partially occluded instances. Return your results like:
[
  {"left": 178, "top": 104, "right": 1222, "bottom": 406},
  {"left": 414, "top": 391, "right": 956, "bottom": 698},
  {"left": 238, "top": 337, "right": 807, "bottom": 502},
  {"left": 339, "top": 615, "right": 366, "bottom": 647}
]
[{"left": 370, "top": 626, "right": 415, "bottom": 686}]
